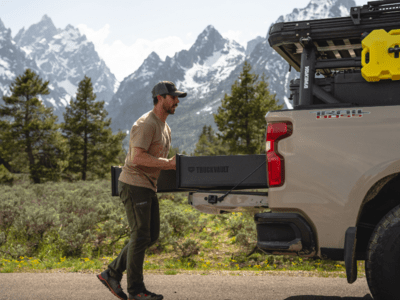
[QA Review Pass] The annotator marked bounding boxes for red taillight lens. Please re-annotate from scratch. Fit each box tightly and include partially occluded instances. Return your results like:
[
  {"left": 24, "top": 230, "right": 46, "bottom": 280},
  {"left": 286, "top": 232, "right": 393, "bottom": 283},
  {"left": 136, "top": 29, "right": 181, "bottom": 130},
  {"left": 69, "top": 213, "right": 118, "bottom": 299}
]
[{"left": 266, "top": 122, "right": 292, "bottom": 187}]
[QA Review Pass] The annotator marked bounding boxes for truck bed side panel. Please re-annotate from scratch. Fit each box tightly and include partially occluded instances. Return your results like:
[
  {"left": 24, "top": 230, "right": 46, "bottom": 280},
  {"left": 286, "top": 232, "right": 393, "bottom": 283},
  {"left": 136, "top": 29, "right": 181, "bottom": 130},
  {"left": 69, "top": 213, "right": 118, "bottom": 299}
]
[{"left": 266, "top": 105, "right": 400, "bottom": 249}]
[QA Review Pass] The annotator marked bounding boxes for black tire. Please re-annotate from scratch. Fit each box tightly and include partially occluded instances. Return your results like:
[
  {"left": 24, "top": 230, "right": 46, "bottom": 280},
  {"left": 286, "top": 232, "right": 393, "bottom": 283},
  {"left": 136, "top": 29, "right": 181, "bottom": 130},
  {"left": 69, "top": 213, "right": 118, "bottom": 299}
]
[{"left": 365, "top": 204, "right": 400, "bottom": 300}]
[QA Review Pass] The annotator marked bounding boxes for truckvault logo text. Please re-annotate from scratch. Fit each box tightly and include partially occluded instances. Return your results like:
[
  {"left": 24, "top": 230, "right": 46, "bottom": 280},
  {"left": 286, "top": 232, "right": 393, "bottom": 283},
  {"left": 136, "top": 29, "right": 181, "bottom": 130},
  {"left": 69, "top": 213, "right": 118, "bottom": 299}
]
[
  {"left": 188, "top": 166, "right": 229, "bottom": 173},
  {"left": 304, "top": 66, "right": 310, "bottom": 89},
  {"left": 310, "top": 109, "right": 371, "bottom": 119}
]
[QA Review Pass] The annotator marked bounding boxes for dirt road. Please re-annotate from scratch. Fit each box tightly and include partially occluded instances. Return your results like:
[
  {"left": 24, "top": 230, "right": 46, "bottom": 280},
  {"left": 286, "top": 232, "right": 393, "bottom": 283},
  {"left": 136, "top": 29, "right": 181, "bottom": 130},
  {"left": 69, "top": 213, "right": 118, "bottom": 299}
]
[{"left": 0, "top": 272, "right": 372, "bottom": 300}]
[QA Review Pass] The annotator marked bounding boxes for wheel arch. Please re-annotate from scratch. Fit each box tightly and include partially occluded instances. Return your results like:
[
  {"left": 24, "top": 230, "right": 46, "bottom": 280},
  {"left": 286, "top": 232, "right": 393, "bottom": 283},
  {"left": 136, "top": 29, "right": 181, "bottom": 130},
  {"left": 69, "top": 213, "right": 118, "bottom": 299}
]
[{"left": 355, "top": 172, "right": 400, "bottom": 258}]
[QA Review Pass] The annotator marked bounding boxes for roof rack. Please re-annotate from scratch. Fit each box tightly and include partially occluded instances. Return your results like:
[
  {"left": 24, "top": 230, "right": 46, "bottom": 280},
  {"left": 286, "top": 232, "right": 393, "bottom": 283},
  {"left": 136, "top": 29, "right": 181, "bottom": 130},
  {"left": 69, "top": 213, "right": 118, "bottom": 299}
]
[
  {"left": 351, "top": 0, "right": 400, "bottom": 25},
  {"left": 268, "top": 0, "right": 400, "bottom": 107},
  {"left": 268, "top": 1, "right": 400, "bottom": 74}
]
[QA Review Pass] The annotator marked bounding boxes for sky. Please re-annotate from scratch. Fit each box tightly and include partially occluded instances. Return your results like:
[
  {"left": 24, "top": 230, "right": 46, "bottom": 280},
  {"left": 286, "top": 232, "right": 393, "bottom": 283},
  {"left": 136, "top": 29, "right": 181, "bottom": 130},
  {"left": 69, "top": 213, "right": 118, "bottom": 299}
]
[{"left": 1, "top": 0, "right": 366, "bottom": 82}]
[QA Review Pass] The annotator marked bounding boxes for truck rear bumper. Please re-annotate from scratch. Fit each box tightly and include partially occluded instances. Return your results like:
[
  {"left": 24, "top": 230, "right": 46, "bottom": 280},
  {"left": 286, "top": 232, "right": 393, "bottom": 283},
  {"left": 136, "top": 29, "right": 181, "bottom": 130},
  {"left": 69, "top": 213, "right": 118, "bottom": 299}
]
[
  {"left": 188, "top": 191, "right": 269, "bottom": 215},
  {"left": 255, "top": 213, "right": 317, "bottom": 256}
]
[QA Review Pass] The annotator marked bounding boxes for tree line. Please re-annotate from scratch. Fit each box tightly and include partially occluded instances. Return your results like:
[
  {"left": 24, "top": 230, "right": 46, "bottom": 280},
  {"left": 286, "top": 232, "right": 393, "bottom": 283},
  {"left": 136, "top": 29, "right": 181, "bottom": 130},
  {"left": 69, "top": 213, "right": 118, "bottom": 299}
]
[
  {"left": 0, "top": 61, "right": 283, "bottom": 184},
  {"left": 190, "top": 61, "right": 283, "bottom": 157},
  {"left": 0, "top": 69, "right": 126, "bottom": 184}
]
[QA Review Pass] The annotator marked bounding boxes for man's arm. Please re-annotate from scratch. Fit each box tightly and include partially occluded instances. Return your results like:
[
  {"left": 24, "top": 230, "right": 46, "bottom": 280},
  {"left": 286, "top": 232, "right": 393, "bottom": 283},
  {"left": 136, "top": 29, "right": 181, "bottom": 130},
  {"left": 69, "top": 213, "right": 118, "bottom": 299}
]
[{"left": 131, "top": 147, "right": 176, "bottom": 170}]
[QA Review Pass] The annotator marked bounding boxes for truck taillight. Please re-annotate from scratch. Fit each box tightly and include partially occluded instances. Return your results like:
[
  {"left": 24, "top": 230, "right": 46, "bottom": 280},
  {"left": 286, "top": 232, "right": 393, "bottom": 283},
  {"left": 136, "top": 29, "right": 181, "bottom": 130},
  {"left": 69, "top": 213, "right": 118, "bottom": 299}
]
[{"left": 266, "top": 122, "right": 293, "bottom": 187}]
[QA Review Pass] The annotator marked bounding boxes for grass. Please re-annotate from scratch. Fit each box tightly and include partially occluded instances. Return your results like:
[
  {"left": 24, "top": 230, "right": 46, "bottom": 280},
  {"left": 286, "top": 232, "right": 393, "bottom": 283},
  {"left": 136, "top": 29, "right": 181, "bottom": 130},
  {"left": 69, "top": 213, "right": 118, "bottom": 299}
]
[
  {"left": 0, "top": 175, "right": 366, "bottom": 278},
  {"left": 0, "top": 245, "right": 367, "bottom": 278}
]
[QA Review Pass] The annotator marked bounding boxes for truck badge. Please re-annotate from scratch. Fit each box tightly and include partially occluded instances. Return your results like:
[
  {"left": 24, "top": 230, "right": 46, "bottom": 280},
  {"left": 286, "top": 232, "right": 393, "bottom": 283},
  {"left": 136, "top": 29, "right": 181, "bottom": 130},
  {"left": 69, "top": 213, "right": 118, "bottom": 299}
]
[
  {"left": 310, "top": 109, "right": 370, "bottom": 119},
  {"left": 304, "top": 66, "right": 309, "bottom": 89}
]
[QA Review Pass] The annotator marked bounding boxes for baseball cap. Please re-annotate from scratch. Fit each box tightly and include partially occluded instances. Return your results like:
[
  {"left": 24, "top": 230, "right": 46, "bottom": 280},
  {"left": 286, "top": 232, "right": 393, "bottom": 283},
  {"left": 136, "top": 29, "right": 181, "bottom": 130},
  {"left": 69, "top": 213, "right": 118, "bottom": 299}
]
[{"left": 151, "top": 81, "right": 187, "bottom": 98}]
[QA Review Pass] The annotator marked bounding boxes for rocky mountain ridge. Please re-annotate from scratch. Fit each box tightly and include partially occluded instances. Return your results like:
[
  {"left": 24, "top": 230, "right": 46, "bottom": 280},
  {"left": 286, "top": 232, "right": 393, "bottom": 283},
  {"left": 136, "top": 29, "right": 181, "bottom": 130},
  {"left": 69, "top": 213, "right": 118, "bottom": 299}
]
[
  {"left": 0, "top": 15, "right": 117, "bottom": 123},
  {"left": 108, "top": 0, "right": 356, "bottom": 154},
  {"left": 0, "top": 0, "right": 357, "bottom": 155}
]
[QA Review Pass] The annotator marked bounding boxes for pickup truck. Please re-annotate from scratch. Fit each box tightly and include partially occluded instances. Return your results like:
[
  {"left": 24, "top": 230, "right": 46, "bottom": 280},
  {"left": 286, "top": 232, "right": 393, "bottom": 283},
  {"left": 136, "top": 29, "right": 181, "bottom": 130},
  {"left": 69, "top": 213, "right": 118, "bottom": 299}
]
[{"left": 112, "top": 1, "right": 400, "bottom": 299}]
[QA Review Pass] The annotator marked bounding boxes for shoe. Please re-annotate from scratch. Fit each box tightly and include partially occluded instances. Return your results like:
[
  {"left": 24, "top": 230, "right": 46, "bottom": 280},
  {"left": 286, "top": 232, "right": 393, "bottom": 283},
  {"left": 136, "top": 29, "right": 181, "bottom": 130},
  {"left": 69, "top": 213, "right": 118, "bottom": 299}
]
[
  {"left": 129, "top": 289, "right": 163, "bottom": 300},
  {"left": 97, "top": 269, "right": 128, "bottom": 300}
]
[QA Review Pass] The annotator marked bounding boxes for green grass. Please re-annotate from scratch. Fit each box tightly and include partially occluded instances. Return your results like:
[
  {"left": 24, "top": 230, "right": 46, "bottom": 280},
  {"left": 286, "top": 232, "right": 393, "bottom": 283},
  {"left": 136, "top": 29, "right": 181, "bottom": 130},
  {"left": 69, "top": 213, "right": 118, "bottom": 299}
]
[
  {"left": 0, "top": 255, "right": 366, "bottom": 278},
  {"left": 0, "top": 175, "right": 366, "bottom": 278}
]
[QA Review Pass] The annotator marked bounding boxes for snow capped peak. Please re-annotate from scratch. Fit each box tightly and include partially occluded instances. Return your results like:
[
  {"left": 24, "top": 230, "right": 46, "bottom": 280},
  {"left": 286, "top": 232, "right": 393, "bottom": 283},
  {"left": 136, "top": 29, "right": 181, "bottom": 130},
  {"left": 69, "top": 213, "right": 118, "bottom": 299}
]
[
  {"left": 189, "top": 25, "right": 227, "bottom": 59},
  {"left": 40, "top": 14, "right": 52, "bottom": 23},
  {"left": 14, "top": 14, "right": 58, "bottom": 47},
  {"left": 147, "top": 51, "right": 161, "bottom": 62},
  {"left": 130, "top": 51, "right": 162, "bottom": 81},
  {"left": 59, "top": 24, "right": 82, "bottom": 40},
  {"left": 0, "top": 18, "right": 5, "bottom": 30},
  {"left": 246, "top": 36, "right": 264, "bottom": 56},
  {"left": 275, "top": 0, "right": 355, "bottom": 23},
  {"left": 0, "top": 19, "right": 12, "bottom": 41},
  {"left": 36, "top": 14, "right": 57, "bottom": 31},
  {"left": 197, "top": 25, "right": 222, "bottom": 41},
  {"left": 204, "top": 25, "right": 215, "bottom": 32}
]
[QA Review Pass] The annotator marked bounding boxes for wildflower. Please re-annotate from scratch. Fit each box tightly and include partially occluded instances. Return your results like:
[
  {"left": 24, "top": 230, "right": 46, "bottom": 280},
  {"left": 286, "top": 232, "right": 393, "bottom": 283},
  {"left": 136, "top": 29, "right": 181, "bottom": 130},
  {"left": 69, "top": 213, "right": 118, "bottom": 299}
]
[
  {"left": 206, "top": 262, "right": 210, "bottom": 265},
  {"left": 145, "top": 261, "right": 149, "bottom": 263}
]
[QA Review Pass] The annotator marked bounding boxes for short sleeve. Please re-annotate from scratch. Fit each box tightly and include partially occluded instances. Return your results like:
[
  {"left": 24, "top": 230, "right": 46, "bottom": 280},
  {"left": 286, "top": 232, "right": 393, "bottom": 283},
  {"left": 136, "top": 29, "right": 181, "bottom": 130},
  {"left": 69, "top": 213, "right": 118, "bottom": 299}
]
[{"left": 130, "top": 122, "right": 155, "bottom": 152}]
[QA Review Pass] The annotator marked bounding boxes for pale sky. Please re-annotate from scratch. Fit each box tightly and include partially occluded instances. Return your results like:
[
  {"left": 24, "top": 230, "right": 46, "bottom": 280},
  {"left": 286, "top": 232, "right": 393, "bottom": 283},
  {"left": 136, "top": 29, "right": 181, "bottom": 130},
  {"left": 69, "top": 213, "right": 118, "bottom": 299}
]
[{"left": 1, "top": 0, "right": 366, "bottom": 82}]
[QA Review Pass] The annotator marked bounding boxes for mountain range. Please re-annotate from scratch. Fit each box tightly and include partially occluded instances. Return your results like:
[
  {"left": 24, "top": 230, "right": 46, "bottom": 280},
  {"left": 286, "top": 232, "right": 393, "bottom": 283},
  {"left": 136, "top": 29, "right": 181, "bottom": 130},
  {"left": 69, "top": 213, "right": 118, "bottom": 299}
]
[{"left": 0, "top": 0, "right": 356, "bottom": 154}]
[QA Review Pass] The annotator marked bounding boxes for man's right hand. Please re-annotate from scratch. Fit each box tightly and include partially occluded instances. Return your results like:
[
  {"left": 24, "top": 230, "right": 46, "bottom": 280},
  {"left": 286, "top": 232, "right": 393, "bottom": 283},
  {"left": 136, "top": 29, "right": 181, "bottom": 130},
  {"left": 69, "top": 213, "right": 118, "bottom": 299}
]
[{"left": 168, "top": 156, "right": 176, "bottom": 170}]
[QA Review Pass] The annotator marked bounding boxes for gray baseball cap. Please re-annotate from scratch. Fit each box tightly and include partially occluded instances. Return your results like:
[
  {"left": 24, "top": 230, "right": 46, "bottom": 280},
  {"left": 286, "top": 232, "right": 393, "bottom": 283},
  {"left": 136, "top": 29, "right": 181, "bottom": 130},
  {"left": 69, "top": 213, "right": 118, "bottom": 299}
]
[{"left": 151, "top": 81, "right": 187, "bottom": 98}]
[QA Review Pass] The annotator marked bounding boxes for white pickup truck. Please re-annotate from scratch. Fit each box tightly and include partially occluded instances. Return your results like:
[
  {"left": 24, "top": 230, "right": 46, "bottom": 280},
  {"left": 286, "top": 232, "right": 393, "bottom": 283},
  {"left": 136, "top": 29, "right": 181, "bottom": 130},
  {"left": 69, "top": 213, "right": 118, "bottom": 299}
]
[{"left": 112, "top": 1, "right": 400, "bottom": 299}]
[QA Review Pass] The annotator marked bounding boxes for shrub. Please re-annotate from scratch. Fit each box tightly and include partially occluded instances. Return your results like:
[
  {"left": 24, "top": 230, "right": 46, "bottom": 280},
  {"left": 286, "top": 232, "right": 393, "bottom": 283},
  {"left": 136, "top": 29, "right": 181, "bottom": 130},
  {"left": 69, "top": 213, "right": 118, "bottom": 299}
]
[
  {"left": 0, "top": 179, "right": 129, "bottom": 259},
  {"left": 0, "top": 164, "right": 14, "bottom": 185},
  {"left": 172, "top": 238, "right": 200, "bottom": 258}
]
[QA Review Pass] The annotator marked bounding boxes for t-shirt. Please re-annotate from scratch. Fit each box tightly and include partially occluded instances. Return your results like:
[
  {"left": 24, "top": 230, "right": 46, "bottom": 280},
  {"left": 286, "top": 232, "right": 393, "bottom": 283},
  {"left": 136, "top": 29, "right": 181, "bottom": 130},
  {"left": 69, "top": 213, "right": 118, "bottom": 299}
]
[{"left": 118, "top": 110, "right": 171, "bottom": 192}]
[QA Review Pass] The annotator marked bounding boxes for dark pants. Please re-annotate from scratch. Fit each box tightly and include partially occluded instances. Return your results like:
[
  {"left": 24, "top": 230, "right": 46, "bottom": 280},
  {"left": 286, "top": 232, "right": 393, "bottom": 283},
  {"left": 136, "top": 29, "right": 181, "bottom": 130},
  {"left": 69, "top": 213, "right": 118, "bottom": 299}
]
[{"left": 108, "top": 181, "right": 160, "bottom": 295}]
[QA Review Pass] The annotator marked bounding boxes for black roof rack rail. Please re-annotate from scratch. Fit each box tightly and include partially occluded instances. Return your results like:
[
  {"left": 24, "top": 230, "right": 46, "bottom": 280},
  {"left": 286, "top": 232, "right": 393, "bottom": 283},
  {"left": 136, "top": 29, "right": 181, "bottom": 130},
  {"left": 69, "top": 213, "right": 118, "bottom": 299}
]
[{"left": 351, "top": 0, "right": 400, "bottom": 25}]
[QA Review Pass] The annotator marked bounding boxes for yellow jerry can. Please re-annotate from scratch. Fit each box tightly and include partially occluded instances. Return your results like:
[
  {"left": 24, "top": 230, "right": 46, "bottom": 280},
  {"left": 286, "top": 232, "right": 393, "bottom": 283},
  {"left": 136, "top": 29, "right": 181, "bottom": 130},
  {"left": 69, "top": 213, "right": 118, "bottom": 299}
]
[{"left": 361, "top": 29, "right": 400, "bottom": 82}]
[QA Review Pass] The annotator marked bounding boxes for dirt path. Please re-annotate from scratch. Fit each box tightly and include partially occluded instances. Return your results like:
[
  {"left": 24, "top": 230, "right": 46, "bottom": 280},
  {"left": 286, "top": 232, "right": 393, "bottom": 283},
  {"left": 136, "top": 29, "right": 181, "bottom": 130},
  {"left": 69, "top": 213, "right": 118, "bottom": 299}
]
[{"left": 0, "top": 271, "right": 372, "bottom": 300}]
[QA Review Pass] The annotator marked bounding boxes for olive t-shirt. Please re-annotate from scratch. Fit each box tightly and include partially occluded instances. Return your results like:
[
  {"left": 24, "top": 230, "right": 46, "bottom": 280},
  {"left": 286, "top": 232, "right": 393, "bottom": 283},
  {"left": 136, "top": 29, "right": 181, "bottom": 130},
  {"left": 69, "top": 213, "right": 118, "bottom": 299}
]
[{"left": 118, "top": 110, "right": 171, "bottom": 192}]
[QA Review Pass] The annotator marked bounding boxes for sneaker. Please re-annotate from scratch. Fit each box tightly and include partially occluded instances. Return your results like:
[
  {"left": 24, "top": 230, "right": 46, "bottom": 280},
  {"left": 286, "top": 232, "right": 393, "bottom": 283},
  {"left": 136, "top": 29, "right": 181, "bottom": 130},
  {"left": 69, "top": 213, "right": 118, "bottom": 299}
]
[
  {"left": 129, "top": 289, "right": 163, "bottom": 300},
  {"left": 97, "top": 269, "right": 127, "bottom": 300}
]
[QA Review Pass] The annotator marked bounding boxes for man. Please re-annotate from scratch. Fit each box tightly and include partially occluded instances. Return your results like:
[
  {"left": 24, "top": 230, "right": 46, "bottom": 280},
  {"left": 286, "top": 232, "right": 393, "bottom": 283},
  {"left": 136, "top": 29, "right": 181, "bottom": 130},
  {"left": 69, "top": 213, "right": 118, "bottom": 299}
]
[{"left": 97, "top": 81, "right": 187, "bottom": 300}]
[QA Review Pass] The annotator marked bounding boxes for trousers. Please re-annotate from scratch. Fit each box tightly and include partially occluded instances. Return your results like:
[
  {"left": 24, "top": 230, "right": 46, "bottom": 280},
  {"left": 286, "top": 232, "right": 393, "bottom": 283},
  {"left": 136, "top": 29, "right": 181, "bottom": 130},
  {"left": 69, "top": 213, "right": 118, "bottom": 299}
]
[{"left": 107, "top": 180, "right": 160, "bottom": 295}]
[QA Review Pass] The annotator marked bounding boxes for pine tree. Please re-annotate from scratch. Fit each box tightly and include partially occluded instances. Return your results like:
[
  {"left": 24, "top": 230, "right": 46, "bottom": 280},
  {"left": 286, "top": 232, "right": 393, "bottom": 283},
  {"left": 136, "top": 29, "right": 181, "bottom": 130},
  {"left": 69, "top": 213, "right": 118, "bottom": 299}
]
[
  {"left": 62, "top": 75, "right": 126, "bottom": 181},
  {"left": 0, "top": 69, "right": 69, "bottom": 183},
  {"left": 214, "top": 61, "right": 284, "bottom": 155},
  {"left": 193, "top": 125, "right": 230, "bottom": 156}
]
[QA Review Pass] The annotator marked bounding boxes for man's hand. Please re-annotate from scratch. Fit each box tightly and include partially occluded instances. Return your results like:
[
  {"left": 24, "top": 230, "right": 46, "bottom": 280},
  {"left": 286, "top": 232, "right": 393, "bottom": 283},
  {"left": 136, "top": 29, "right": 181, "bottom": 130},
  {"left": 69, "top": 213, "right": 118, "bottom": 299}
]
[{"left": 167, "top": 156, "right": 176, "bottom": 170}]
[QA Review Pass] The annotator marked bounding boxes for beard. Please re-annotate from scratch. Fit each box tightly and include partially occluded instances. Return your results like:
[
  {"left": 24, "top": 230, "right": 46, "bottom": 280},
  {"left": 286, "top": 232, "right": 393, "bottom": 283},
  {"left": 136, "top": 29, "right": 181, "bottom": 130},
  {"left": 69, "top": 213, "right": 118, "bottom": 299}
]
[{"left": 164, "top": 103, "right": 177, "bottom": 115}]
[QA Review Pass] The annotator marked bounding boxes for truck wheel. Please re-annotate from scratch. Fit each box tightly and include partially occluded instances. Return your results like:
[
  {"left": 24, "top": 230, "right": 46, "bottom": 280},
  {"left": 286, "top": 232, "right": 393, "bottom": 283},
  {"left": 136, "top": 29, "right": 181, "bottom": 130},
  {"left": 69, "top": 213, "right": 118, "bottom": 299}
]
[{"left": 365, "top": 204, "right": 400, "bottom": 300}]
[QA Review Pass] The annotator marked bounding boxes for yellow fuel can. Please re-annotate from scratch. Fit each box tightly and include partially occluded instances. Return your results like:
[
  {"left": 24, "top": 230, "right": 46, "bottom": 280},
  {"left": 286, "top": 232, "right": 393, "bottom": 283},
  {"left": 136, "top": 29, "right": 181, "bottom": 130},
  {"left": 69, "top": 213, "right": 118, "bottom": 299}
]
[{"left": 362, "top": 29, "right": 400, "bottom": 82}]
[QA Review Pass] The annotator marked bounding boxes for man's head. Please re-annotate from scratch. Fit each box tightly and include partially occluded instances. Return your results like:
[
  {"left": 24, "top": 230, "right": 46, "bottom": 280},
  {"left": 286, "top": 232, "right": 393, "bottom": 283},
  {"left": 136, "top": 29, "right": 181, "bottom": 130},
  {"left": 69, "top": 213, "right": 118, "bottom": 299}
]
[{"left": 152, "top": 81, "right": 187, "bottom": 115}]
